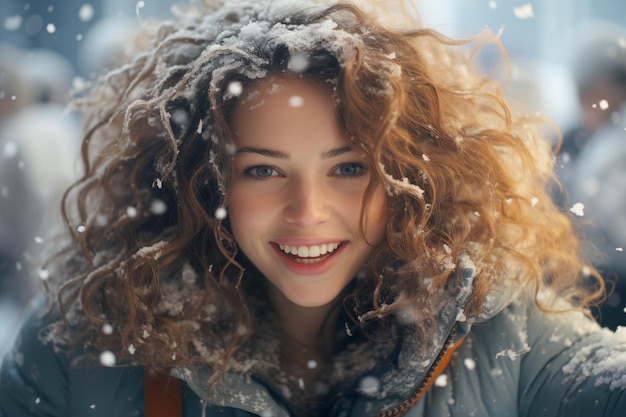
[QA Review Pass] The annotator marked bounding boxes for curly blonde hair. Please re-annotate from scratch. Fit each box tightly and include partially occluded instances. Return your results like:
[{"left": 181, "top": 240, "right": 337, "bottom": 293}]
[{"left": 45, "top": 0, "right": 603, "bottom": 374}]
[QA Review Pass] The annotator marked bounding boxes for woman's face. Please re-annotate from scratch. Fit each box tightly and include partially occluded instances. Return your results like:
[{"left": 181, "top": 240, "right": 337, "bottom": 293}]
[{"left": 228, "top": 76, "right": 388, "bottom": 308}]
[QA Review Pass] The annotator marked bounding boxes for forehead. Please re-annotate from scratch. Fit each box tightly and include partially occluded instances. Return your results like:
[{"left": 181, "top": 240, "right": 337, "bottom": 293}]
[
  {"left": 230, "top": 75, "right": 349, "bottom": 150},
  {"left": 232, "top": 75, "right": 338, "bottom": 131},
  {"left": 236, "top": 75, "right": 335, "bottom": 109}
]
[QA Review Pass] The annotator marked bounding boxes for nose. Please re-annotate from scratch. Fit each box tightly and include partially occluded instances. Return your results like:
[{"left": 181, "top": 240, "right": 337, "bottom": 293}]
[{"left": 283, "top": 176, "right": 331, "bottom": 227}]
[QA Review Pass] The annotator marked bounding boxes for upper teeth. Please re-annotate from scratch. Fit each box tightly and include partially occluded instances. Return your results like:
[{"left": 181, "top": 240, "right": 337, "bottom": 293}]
[{"left": 278, "top": 243, "right": 340, "bottom": 258}]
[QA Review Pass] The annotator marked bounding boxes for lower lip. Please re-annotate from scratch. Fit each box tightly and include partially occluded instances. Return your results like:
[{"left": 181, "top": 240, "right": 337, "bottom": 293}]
[{"left": 272, "top": 243, "right": 346, "bottom": 276}]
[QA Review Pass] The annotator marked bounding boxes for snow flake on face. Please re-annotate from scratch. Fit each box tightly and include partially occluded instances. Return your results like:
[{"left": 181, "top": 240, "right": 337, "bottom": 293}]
[{"left": 288, "top": 95, "right": 303, "bottom": 107}]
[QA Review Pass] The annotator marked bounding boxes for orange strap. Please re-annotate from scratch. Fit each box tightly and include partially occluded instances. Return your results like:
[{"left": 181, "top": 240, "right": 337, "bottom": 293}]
[
  {"left": 416, "top": 336, "right": 466, "bottom": 403},
  {"left": 144, "top": 369, "right": 183, "bottom": 417}
]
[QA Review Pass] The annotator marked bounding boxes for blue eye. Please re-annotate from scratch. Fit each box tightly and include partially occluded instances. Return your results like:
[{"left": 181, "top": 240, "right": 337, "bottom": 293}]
[
  {"left": 244, "top": 165, "right": 280, "bottom": 178},
  {"left": 334, "top": 162, "right": 366, "bottom": 176}
]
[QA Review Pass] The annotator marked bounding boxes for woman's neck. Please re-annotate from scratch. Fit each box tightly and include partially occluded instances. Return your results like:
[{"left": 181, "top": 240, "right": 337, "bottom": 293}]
[
  {"left": 267, "top": 282, "right": 340, "bottom": 346},
  {"left": 266, "top": 282, "right": 341, "bottom": 385}
]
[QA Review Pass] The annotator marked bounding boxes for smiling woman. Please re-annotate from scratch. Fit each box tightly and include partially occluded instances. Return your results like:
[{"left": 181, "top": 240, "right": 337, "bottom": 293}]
[
  {"left": 228, "top": 76, "right": 387, "bottom": 310},
  {"left": 0, "top": 0, "right": 625, "bottom": 416}
]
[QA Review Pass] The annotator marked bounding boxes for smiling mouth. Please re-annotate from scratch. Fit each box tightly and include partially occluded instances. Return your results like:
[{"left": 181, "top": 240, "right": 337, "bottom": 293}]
[{"left": 276, "top": 242, "right": 342, "bottom": 264}]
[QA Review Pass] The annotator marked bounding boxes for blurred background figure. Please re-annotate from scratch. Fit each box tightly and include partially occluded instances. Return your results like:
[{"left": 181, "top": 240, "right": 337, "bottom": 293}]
[
  {"left": 0, "top": 4, "right": 142, "bottom": 357},
  {"left": 77, "top": 15, "right": 139, "bottom": 79},
  {"left": 0, "top": 44, "right": 82, "bottom": 357},
  {"left": 555, "top": 20, "right": 626, "bottom": 330}
]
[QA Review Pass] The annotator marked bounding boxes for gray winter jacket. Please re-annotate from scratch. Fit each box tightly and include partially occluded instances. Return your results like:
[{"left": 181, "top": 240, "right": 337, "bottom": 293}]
[{"left": 2, "top": 290, "right": 626, "bottom": 416}]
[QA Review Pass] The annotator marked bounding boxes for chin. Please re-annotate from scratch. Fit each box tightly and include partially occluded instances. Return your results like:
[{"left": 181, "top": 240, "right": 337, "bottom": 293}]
[{"left": 285, "top": 289, "right": 342, "bottom": 309}]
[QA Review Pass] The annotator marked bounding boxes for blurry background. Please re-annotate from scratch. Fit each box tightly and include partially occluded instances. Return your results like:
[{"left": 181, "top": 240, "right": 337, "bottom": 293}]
[{"left": 0, "top": 0, "right": 625, "bottom": 356}]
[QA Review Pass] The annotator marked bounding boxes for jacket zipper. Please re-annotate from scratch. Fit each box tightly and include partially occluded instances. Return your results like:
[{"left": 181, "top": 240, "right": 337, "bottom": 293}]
[{"left": 375, "top": 325, "right": 458, "bottom": 417}]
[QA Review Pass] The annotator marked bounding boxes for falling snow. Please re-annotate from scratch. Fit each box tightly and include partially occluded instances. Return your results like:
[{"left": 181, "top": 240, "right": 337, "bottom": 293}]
[
  {"left": 225, "top": 81, "right": 244, "bottom": 100},
  {"left": 569, "top": 202, "right": 585, "bottom": 216},
  {"left": 150, "top": 199, "right": 168, "bottom": 215},
  {"left": 78, "top": 4, "right": 95, "bottom": 22},
  {"left": 598, "top": 100, "right": 609, "bottom": 110},
  {"left": 3, "top": 15, "right": 22, "bottom": 31},
  {"left": 464, "top": 358, "right": 476, "bottom": 370},
  {"left": 126, "top": 206, "right": 138, "bottom": 217},
  {"left": 434, "top": 374, "right": 448, "bottom": 387},
  {"left": 38, "top": 268, "right": 50, "bottom": 280},
  {"left": 3, "top": 142, "right": 18, "bottom": 158},
  {"left": 99, "top": 351, "right": 116, "bottom": 367},
  {"left": 136, "top": 1, "right": 146, "bottom": 18},
  {"left": 289, "top": 53, "right": 310, "bottom": 72},
  {"left": 359, "top": 376, "right": 381, "bottom": 395},
  {"left": 513, "top": 4, "right": 534, "bottom": 19},
  {"left": 215, "top": 207, "right": 228, "bottom": 219}
]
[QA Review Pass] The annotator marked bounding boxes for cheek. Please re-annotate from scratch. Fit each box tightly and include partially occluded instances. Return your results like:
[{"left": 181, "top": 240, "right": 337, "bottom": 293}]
[
  {"left": 227, "top": 187, "right": 275, "bottom": 238},
  {"left": 226, "top": 188, "right": 254, "bottom": 239}
]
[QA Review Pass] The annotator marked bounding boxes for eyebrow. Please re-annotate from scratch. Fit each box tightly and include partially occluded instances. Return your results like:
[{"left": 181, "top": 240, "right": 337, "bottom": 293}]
[{"left": 235, "top": 146, "right": 354, "bottom": 159}]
